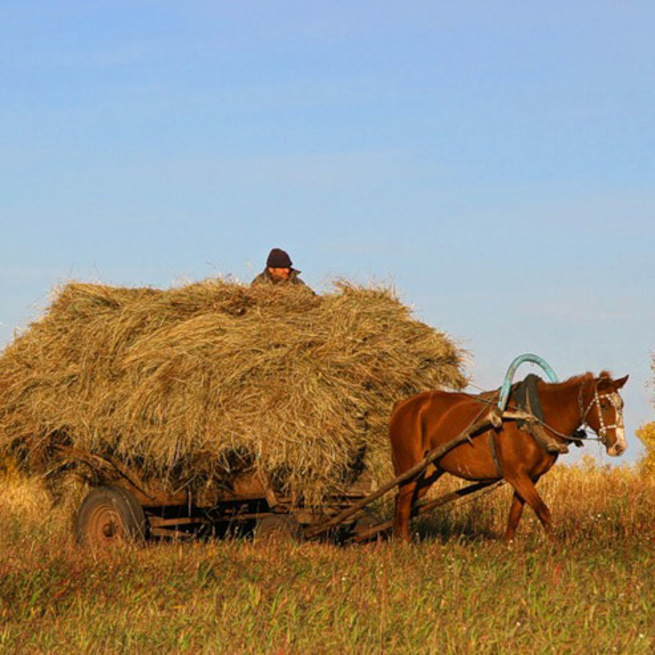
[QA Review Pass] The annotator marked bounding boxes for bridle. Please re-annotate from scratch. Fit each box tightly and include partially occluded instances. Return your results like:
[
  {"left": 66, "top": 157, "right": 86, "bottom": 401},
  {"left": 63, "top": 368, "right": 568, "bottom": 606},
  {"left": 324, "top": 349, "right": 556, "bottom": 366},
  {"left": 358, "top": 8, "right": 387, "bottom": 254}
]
[
  {"left": 578, "top": 379, "right": 624, "bottom": 446},
  {"left": 470, "top": 376, "right": 625, "bottom": 451}
]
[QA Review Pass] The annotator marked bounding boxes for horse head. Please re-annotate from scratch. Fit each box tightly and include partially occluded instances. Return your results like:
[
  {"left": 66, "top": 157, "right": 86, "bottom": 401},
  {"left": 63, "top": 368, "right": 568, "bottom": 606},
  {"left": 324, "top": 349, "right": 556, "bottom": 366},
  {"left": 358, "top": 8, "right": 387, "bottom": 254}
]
[{"left": 580, "top": 373, "right": 629, "bottom": 457}]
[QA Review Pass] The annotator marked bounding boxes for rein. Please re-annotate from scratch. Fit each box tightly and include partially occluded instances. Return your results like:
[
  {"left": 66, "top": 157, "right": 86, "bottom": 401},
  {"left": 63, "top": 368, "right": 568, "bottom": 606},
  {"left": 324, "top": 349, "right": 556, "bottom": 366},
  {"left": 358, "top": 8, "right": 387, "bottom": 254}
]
[
  {"left": 472, "top": 381, "right": 606, "bottom": 447},
  {"left": 505, "top": 407, "right": 596, "bottom": 446},
  {"left": 507, "top": 379, "right": 621, "bottom": 447},
  {"left": 470, "top": 370, "right": 625, "bottom": 467}
]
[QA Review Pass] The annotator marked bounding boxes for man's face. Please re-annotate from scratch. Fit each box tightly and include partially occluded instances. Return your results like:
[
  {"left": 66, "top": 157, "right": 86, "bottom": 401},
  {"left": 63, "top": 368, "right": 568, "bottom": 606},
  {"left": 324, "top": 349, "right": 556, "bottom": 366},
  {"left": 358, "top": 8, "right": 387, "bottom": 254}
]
[{"left": 268, "top": 267, "right": 291, "bottom": 282}]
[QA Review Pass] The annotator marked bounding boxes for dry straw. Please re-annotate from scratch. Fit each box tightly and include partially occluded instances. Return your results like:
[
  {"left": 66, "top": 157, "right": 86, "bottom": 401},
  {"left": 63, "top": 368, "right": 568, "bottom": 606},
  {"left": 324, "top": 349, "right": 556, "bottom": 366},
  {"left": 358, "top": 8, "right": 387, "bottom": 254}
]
[
  {"left": 636, "top": 354, "right": 655, "bottom": 476},
  {"left": 0, "top": 279, "right": 466, "bottom": 503}
]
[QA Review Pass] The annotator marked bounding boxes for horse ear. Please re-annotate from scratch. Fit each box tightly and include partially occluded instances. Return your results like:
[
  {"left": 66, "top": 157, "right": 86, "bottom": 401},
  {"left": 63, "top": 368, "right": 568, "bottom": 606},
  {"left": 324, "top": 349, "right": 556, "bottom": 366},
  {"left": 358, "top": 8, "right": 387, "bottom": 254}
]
[
  {"left": 597, "top": 376, "right": 612, "bottom": 390},
  {"left": 613, "top": 374, "right": 629, "bottom": 389}
]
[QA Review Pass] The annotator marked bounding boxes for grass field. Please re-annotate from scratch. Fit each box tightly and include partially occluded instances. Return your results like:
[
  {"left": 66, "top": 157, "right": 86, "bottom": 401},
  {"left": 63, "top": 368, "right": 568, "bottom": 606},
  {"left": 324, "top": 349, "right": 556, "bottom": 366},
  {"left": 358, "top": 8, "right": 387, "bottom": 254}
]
[{"left": 1, "top": 457, "right": 653, "bottom": 654}]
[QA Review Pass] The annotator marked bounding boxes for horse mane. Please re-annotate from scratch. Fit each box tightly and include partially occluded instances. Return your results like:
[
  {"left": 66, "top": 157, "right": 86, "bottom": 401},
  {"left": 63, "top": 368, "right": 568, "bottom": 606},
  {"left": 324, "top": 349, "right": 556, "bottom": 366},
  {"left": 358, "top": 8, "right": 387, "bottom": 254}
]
[
  {"left": 549, "top": 370, "right": 614, "bottom": 389},
  {"left": 556, "top": 372, "right": 593, "bottom": 387}
]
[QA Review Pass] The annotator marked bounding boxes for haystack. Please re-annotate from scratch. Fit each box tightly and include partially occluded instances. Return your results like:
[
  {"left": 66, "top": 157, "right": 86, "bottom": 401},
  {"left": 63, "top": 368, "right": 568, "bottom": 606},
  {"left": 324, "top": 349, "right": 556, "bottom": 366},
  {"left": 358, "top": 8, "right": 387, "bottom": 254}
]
[{"left": 0, "top": 279, "right": 466, "bottom": 503}]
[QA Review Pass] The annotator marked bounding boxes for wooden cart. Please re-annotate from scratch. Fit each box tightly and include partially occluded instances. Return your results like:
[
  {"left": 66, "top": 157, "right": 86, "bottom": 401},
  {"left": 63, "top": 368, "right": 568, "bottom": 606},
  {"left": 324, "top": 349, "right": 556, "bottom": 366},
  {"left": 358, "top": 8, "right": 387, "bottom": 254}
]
[{"left": 65, "top": 405, "right": 503, "bottom": 549}]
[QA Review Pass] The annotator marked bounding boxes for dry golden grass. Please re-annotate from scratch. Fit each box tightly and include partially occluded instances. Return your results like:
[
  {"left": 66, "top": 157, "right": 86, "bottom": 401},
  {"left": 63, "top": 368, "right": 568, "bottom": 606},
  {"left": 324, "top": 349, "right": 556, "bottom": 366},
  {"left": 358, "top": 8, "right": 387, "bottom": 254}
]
[
  {"left": 636, "top": 421, "right": 655, "bottom": 475},
  {"left": 635, "top": 354, "right": 655, "bottom": 475},
  {"left": 2, "top": 282, "right": 652, "bottom": 651},
  {"left": 1, "top": 459, "right": 653, "bottom": 654},
  {"left": 0, "top": 279, "right": 465, "bottom": 504}
]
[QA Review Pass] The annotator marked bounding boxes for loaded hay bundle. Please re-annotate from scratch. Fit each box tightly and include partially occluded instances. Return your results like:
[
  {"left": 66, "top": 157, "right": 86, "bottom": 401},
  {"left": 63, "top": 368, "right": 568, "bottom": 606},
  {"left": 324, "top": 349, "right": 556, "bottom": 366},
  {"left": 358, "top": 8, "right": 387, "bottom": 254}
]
[{"left": 0, "top": 279, "right": 466, "bottom": 504}]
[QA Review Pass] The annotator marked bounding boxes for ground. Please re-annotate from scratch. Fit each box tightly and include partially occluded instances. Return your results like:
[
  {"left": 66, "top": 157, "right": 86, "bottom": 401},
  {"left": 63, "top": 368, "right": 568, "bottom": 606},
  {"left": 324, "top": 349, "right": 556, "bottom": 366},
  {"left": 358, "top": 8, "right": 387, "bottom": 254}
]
[{"left": 1, "top": 458, "right": 653, "bottom": 653}]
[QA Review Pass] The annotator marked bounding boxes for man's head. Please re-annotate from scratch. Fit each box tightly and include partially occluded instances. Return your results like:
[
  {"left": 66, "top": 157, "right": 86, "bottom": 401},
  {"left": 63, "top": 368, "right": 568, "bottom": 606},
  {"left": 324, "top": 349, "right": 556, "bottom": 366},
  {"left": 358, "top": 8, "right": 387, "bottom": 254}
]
[{"left": 266, "top": 248, "right": 293, "bottom": 281}]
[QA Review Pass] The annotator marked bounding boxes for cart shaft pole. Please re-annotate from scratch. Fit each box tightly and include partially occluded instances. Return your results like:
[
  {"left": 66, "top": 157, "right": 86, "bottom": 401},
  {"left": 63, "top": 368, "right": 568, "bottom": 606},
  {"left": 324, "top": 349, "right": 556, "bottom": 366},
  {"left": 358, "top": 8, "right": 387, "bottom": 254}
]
[{"left": 305, "top": 407, "right": 494, "bottom": 538}]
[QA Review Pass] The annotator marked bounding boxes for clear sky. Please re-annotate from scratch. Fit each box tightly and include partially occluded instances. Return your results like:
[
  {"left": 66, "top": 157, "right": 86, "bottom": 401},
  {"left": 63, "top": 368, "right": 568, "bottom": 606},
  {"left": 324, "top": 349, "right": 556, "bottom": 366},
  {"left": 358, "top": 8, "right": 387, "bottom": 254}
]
[{"left": 2, "top": 2, "right": 654, "bottom": 463}]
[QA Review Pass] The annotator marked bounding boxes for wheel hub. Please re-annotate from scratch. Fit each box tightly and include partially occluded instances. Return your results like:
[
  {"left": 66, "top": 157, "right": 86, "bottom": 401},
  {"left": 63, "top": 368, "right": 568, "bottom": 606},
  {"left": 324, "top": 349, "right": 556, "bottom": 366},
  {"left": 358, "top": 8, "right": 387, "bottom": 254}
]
[{"left": 102, "top": 520, "right": 117, "bottom": 538}]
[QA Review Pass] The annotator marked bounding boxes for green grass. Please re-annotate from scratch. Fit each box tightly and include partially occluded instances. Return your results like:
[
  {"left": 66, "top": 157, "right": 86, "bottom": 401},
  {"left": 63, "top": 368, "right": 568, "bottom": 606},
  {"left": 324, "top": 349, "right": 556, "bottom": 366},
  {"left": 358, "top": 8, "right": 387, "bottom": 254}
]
[{"left": 1, "top": 459, "right": 654, "bottom": 654}]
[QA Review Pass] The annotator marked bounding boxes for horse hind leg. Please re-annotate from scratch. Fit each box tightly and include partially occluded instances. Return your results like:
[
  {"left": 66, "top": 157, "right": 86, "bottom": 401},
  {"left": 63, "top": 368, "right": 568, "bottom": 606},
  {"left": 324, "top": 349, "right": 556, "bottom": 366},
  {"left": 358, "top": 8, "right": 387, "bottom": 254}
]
[{"left": 505, "top": 474, "right": 554, "bottom": 542}]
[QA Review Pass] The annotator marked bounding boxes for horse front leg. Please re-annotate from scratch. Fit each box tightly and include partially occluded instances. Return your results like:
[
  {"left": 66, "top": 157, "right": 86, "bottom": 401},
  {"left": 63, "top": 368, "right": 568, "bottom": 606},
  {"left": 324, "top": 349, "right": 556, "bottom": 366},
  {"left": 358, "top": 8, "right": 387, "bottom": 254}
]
[
  {"left": 505, "top": 473, "right": 554, "bottom": 541},
  {"left": 393, "top": 468, "right": 443, "bottom": 542},
  {"left": 504, "top": 491, "right": 525, "bottom": 542},
  {"left": 393, "top": 480, "right": 417, "bottom": 542}
]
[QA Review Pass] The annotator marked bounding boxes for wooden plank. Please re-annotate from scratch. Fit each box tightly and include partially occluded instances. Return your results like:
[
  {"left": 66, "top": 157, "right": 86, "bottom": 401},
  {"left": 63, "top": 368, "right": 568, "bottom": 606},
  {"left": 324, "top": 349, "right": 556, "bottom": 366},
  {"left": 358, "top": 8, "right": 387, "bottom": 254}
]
[
  {"left": 304, "top": 408, "right": 494, "bottom": 539},
  {"left": 232, "top": 471, "right": 267, "bottom": 497},
  {"left": 148, "top": 516, "right": 209, "bottom": 528}
]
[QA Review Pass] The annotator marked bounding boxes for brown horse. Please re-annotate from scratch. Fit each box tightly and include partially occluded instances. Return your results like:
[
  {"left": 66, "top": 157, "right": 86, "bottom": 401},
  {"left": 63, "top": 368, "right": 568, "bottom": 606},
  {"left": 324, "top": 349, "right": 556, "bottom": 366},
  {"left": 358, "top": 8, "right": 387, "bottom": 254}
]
[{"left": 390, "top": 372, "right": 628, "bottom": 541}]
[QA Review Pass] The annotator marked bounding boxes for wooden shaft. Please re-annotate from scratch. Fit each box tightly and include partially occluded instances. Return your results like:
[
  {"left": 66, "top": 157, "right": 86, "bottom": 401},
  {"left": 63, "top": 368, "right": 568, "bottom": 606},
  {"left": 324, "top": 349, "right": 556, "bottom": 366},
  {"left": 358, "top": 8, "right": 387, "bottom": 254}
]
[
  {"left": 305, "top": 409, "right": 493, "bottom": 538},
  {"left": 350, "top": 480, "right": 497, "bottom": 542},
  {"left": 148, "top": 516, "right": 208, "bottom": 527},
  {"left": 414, "top": 480, "right": 496, "bottom": 515}
]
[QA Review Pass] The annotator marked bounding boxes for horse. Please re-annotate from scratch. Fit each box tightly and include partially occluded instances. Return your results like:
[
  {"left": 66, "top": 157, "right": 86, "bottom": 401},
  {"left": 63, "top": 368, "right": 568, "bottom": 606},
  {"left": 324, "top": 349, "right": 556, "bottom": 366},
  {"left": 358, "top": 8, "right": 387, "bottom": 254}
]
[{"left": 389, "top": 372, "right": 628, "bottom": 542}]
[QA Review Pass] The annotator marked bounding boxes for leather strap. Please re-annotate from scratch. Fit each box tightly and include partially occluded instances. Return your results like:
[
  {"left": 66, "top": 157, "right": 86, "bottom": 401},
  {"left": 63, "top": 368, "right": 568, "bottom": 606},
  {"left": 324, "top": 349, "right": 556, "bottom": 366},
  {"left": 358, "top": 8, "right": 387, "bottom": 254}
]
[{"left": 488, "top": 431, "right": 503, "bottom": 478}]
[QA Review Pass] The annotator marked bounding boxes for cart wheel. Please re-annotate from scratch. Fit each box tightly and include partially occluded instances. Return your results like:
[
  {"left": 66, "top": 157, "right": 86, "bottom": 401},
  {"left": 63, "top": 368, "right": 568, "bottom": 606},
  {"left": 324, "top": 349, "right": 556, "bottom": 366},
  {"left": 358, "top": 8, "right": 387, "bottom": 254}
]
[
  {"left": 75, "top": 486, "right": 147, "bottom": 549},
  {"left": 255, "top": 515, "right": 303, "bottom": 541}
]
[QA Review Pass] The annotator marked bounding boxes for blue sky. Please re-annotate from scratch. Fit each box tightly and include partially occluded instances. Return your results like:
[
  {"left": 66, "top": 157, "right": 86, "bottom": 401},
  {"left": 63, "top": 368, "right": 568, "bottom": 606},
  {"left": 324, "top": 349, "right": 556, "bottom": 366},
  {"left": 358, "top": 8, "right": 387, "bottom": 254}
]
[{"left": 1, "top": 2, "right": 654, "bottom": 463}]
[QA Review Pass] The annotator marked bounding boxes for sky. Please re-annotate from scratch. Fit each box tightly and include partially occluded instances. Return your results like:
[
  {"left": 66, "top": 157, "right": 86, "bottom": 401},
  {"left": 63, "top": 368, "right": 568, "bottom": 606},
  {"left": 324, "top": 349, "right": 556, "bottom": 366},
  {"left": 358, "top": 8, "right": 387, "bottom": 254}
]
[{"left": 1, "top": 1, "right": 654, "bottom": 464}]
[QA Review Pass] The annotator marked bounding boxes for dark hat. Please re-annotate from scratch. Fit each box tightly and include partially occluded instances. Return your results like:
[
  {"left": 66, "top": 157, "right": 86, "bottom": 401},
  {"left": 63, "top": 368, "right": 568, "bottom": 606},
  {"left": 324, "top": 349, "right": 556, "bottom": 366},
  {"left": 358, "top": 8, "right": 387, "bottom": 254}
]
[{"left": 266, "top": 248, "right": 293, "bottom": 268}]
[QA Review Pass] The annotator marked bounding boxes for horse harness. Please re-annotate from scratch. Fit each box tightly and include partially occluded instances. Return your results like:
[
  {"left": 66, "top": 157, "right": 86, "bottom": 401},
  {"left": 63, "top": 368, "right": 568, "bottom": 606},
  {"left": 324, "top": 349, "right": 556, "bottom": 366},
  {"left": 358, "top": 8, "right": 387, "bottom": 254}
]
[
  {"left": 485, "top": 375, "right": 625, "bottom": 478},
  {"left": 486, "top": 375, "right": 569, "bottom": 478}
]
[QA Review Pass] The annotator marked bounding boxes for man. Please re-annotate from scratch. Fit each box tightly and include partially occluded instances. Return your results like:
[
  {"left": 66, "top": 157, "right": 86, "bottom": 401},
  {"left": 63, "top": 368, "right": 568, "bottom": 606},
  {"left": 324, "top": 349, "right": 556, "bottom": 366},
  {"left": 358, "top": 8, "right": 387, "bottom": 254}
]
[{"left": 251, "top": 248, "right": 312, "bottom": 291}]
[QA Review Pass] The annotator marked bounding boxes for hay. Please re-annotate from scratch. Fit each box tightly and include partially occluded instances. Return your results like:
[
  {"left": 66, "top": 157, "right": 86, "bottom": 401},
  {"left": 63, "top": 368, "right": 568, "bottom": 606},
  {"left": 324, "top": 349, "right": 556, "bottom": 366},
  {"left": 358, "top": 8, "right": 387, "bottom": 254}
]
[
  {"left": 637, "top": 422, "right": 655, "bottom": 476},
  {"left": 636, "top": 354, "right": 655, "bottom": 476},
  {"left": 0, "top": 279, "right": 466, "bottom": 503}
]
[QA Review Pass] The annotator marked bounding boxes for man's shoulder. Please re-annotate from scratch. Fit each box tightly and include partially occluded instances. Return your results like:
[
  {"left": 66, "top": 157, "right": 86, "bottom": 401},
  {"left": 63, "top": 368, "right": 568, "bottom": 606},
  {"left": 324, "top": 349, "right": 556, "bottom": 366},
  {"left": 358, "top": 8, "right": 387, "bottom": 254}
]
[
  {"left": 251, "top": 270, "right": 271, "bottom": 286},
  {"left": 250, "top": 268, "right": 315, "bottom": 294},
  {"left": 289, "top": 270, "right": 315, "bottom": 293}
]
